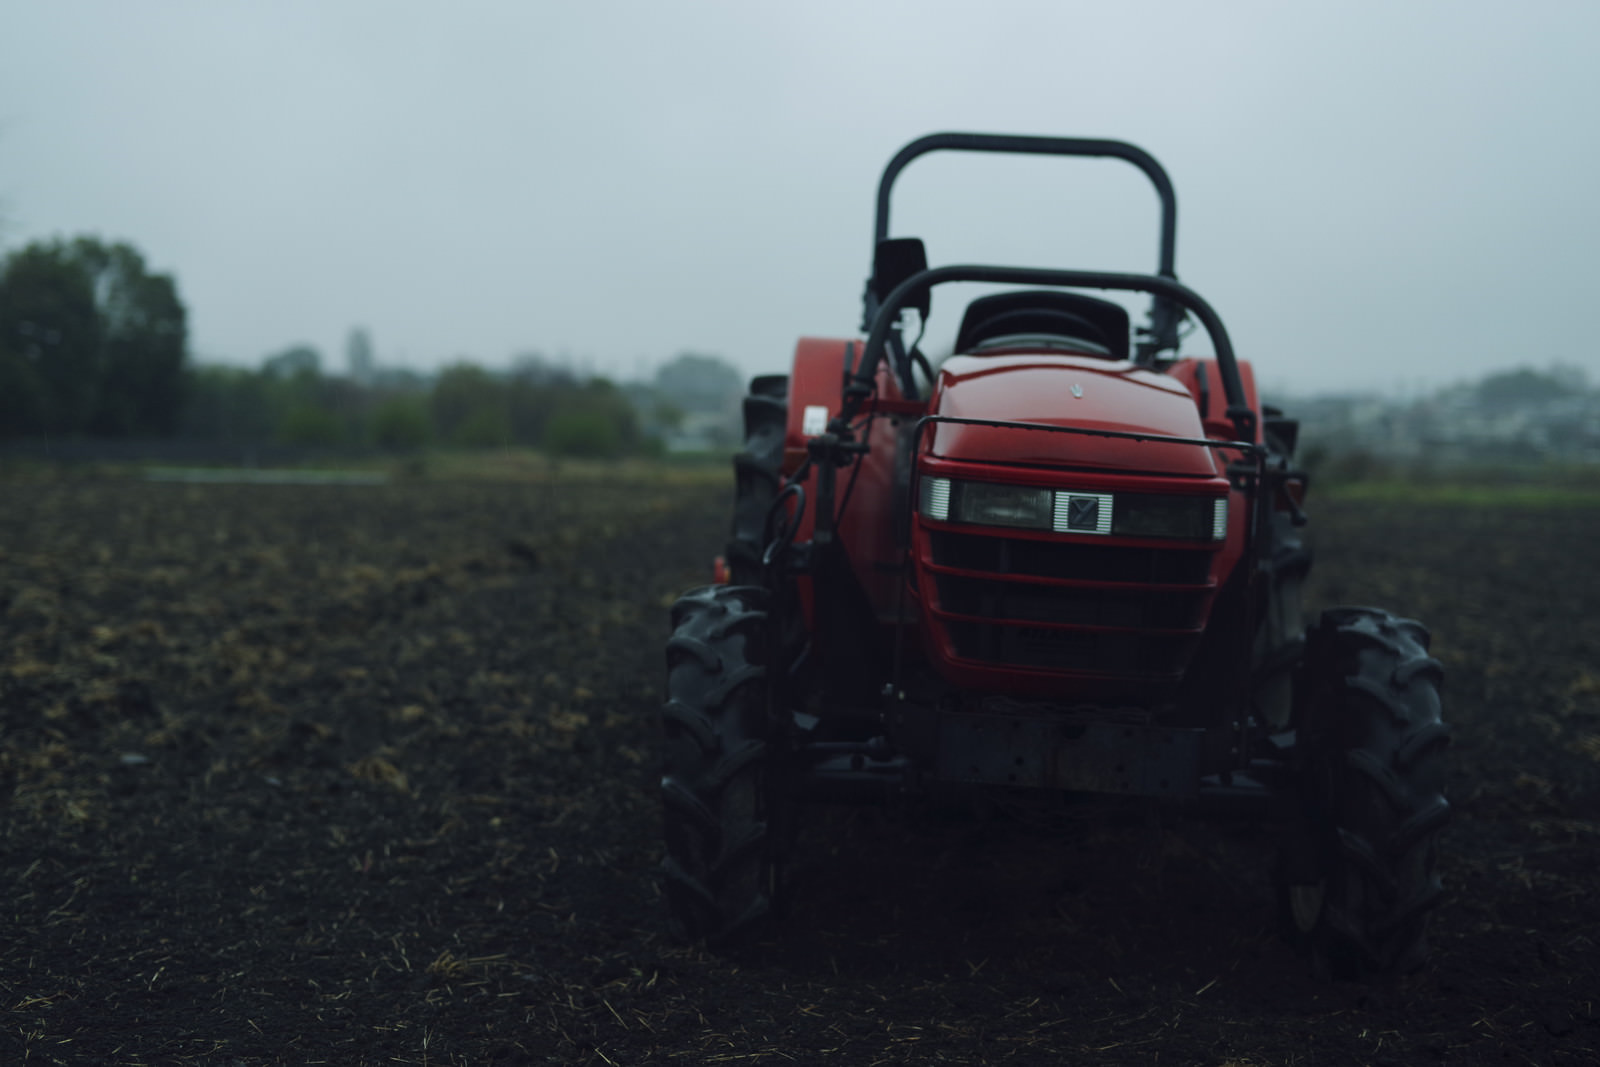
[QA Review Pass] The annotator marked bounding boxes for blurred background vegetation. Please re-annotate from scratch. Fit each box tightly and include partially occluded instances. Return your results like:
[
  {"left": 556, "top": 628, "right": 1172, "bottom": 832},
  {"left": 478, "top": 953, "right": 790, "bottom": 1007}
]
[
  {"left": 3, "top": 234, "right": 1597, "bottom": 496},
  {"left": 0, "top": 235, "right": 747, "bottom": 464}
]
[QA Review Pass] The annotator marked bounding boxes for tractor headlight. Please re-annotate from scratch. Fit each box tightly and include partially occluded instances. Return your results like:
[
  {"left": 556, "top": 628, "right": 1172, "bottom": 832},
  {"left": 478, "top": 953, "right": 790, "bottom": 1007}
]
[
  {"left": 919, "top": 476, "right": 1052, "bottom": 530},
  {"left": 955, "top": 481, "right": 1055, "bottom": 529},
  {"left": 1112, "top": 493, "right": 1223, "bottom": 542},
  {"left": 920, "top": 476, "right": 1227, "bottom": 542}
]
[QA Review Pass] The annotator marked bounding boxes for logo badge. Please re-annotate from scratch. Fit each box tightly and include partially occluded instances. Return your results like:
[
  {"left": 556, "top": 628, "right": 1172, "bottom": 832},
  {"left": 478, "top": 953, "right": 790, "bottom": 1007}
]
[
  {"left": 1067, "top": 496, "right": 1099, "bottom": 530},
  {"left": 1071, "top": 383, "right": 1084, "bottom": 398}
]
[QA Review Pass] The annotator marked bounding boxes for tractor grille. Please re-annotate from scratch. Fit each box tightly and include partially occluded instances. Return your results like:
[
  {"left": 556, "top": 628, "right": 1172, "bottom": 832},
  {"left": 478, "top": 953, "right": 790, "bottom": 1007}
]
[
  {"left": 934, "top": 574, "right": 1206, "bottom": 629},
  {"left": 926, "top": 530, "right": 1215, "bottom": 679},
  {"left": 930, "top": 531, "right": 1212, "bottom": 584}
]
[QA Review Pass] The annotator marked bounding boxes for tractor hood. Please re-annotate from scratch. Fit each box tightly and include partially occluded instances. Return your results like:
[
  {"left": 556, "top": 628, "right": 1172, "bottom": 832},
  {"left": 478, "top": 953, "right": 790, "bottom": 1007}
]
[{"left": 928, "top": 354, "right": 1217, "bottom": 476}]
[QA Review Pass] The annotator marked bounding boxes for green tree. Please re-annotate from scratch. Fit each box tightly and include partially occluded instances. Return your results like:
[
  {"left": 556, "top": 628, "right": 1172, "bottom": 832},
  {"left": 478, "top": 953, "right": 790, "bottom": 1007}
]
[
  {"left": 544, "top": 410, "right": 622, "bottom": 458},
  {"left": 505, "top": 356, "right": 574, "bottom": 446},
  {"left": 0, "top": 242, "right": 101, "bottom": 434},
  {"left": 278, "top": 403, "right": 346, "bottom": 447},
  {"left": 541, "top": 378, "right": 641, "bottom": 458},
  {"left": 453, "top": 408, "right": 512, "bottom": 448},
  {"left": 1475, "top": 366, "right": 1578, "bottom": 410},
  {"left": 0, "top": 236, "right": 188, "bottom": 437},
  {"left": 577, "top": 377, "right": 641, "bottom": 452},
  {"left": 262, "top": 344, "right": 322, "bottom": 381},
  {"left": 431, "top": 361, "right": 508, "bottom": 446},
  {"left": 81, "top": 241, "right": 188, "bottom": 436},
  {"left": 0, "top": 344, "right": 51, "bottom": 437},
  {"left": 256, "top": 344, "right": 369, "bottom": 447},
  {"left": 179, "top": 364, "right": 276, "bottom": 443},
  {"left": 369, "top": 395, "right": 432, "bottom": 449}
]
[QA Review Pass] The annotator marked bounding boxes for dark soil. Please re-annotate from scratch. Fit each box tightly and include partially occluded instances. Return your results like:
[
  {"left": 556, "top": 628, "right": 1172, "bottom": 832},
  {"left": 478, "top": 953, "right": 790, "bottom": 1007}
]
[{"left": 2, "top": 477, "right": 1597, "bottom": 1065}]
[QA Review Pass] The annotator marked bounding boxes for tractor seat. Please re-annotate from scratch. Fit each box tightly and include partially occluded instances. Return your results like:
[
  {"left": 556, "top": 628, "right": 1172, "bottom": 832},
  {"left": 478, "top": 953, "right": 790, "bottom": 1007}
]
[{"left": 954, "top": 290, "right": 1131, "bottom": 361}]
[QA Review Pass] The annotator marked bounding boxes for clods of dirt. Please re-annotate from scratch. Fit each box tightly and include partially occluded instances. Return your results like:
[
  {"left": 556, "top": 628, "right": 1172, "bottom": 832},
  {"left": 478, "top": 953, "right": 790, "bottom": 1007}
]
[{"left": 1, "top": 479, "right": 1597, "bottom": 1064}]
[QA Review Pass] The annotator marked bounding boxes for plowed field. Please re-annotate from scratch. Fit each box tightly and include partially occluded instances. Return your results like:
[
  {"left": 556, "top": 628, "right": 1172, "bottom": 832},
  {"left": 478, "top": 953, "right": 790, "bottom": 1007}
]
[{"left": 2, "top": 476, "right": 1597, "bottom": 1065}]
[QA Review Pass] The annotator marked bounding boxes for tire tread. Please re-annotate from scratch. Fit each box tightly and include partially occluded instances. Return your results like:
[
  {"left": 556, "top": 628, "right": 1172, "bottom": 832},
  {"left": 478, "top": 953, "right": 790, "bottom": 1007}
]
[
  {"left": 659, "top": 584, "right": 787, "bottom": 943},
  {"left": 1285, "top": 606, "right": 1450, "bottom": 977}
]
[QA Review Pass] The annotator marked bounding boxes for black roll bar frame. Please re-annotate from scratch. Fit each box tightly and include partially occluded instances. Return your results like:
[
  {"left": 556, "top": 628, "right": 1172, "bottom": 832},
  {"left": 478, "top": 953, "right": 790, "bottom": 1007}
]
[
  {"left": 843, "top": 264, "right": 1256, "bottom": 444},
  {"left": 868, "top": 132, "right": 1183, "bottom": 358}
]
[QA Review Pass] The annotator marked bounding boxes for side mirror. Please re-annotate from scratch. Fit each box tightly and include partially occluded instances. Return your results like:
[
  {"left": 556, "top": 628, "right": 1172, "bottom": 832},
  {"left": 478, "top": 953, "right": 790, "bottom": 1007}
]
[{"left": 870, "top": 237, "right": 930, "bottom": 318}]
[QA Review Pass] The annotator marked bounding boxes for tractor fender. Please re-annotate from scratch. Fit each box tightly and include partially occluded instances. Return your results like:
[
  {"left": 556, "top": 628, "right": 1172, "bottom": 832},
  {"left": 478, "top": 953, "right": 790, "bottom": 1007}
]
[
  {"left": 781, "top": 337, "right": 860, "bottom": 475},
  {"left": 1167, "top": 357, "right": 1261, "bottom": 441},
  {"left": 778, "top": 336, "right": 926, "bottom": 636}
]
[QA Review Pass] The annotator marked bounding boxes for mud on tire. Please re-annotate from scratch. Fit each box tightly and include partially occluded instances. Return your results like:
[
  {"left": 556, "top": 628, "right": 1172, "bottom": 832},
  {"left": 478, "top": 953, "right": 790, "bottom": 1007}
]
[
  {"left": 1282, "top": 607, "right": 1451, "bottom": 977},
  {"left": 660, "top": 584, "right": 789, "bottom": 944}
]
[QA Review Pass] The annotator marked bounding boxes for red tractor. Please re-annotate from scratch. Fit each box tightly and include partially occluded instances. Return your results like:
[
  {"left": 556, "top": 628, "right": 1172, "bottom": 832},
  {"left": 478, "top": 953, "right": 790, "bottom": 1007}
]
[{"left": 662, "top": 133, "right": 1449, "bottom": 977}]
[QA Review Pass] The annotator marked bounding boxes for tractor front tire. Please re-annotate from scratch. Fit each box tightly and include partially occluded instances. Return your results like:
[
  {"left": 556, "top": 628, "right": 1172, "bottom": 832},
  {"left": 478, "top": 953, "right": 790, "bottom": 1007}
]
[
  {"left": 1281, "top": 607, "right": 1450, "bottom": 978},
  {"left": 660, "top": 585, "right": 789, "bottom": 944}
]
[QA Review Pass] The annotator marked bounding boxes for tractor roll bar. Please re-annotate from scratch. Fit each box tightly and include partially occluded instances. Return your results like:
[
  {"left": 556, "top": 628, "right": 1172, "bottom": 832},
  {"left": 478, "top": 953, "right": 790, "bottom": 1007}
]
[
  {"left": 873, "top": 133, "right": 1178, "bottom": 281},
  {"left": 846, "top": 265, "right": 1255, "bottom": 443},
  {"left": 871, "top": 133, "right": 1183, "bottom": 360}
]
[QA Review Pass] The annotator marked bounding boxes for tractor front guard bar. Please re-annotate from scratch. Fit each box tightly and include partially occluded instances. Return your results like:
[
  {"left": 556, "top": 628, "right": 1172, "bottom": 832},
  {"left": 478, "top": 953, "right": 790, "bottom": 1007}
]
[
  {"left": 846, "top": 264, "right": 1255, "bottom": 444},
  {"left": 886, "top": 414, "right": 1265, "bottom": 713}
]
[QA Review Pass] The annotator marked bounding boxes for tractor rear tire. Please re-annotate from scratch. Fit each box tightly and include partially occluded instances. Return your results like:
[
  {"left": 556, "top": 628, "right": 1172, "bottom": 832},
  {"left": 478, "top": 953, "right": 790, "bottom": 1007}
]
[
  {"left": 727, "top": 376, "right": 788, "bottom": 586},
  {"left": 660, "top": 584, "right": 789, "bottom": 944},
  {"left": 1281, "top": 607, "right": 1450, "bottom": 978}
]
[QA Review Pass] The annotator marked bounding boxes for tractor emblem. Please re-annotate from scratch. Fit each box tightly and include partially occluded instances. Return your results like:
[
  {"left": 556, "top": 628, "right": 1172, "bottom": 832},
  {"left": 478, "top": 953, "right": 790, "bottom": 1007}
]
[{"left": 1071, "top": 383, "right": 1084, "bottom": 398}]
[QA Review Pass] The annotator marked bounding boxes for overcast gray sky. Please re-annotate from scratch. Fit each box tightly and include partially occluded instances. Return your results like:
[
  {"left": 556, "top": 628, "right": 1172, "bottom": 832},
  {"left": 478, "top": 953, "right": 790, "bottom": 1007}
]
[{"left": 2, "top": 1, "right": 1596, "bottom": 394}]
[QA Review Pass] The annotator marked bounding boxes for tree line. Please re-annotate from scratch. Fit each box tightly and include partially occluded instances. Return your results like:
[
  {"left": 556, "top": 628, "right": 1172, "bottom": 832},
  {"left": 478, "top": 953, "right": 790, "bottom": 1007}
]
[
  {"left": 0, "top": 236, "right": 733, "bottom": 458},
  {"left": 182, "top": 345, "right": 650, "bottom": 458}
]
